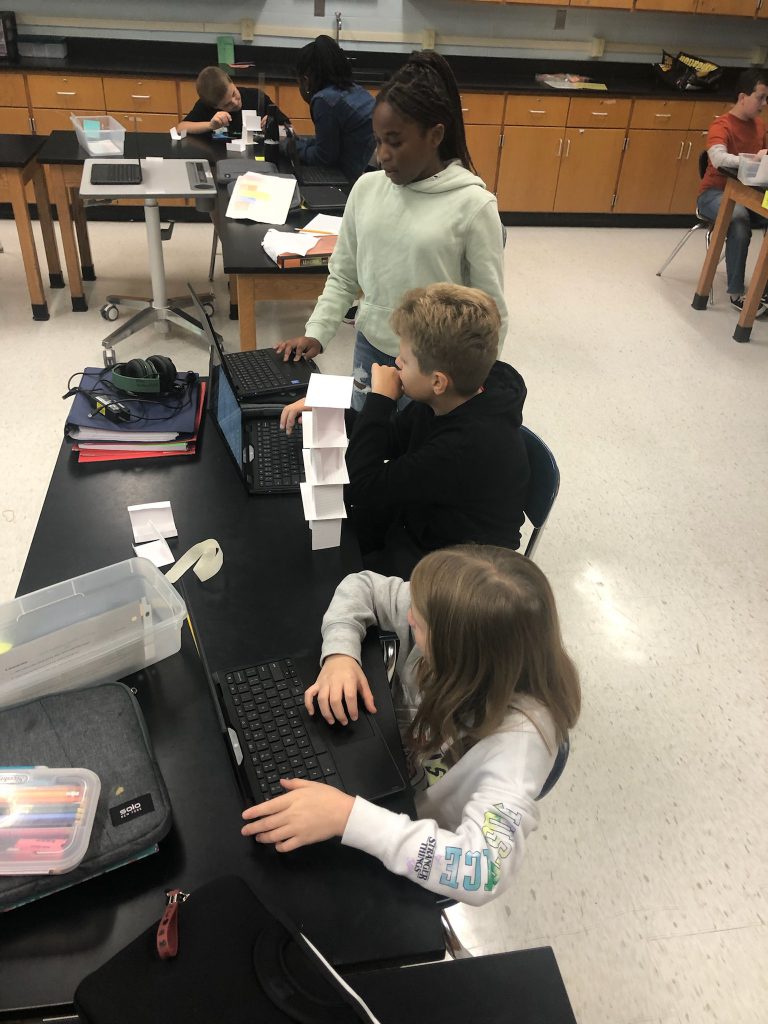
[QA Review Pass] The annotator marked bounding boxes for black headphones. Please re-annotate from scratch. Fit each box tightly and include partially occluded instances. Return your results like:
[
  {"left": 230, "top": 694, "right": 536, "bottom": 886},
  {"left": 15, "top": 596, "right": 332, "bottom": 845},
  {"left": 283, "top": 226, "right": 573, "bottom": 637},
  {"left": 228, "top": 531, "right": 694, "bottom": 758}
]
[{"left": 111, "top": 355, "right": 184, "bottom": 395}]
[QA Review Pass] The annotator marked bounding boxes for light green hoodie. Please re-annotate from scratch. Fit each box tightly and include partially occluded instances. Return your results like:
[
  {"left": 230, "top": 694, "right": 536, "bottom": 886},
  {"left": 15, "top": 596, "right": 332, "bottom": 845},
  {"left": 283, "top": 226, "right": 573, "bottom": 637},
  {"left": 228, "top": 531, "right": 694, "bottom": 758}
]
[{"left": 304, "top": 162, "right": 507, "bottom": 358}]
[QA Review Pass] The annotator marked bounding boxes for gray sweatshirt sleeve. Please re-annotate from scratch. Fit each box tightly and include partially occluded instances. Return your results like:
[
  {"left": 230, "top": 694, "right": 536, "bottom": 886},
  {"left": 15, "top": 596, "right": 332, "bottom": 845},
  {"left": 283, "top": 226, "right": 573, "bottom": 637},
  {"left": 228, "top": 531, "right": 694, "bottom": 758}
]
[
  {"left": 464, "top": 196, "right": 508, "bottom": 350},
  {"left": 320, "top": 571, "right": 414, "bottom": 667},
  {"left": 304, "top": 185, "right": 362, "bottom": 349}
]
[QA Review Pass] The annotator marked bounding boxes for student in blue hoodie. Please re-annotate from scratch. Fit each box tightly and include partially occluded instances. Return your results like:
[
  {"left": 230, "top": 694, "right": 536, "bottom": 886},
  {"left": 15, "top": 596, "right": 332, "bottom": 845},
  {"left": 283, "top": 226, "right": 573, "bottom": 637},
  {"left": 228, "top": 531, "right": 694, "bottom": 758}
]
[
  {"left": 276, "top": 51, "right": 507, "bottom": 411},
  {"left": 282, "top": 283, "right": 528, "bottom": 580},
  {"left": 290, "top": 35, "right": 375, "bottom": 183}
]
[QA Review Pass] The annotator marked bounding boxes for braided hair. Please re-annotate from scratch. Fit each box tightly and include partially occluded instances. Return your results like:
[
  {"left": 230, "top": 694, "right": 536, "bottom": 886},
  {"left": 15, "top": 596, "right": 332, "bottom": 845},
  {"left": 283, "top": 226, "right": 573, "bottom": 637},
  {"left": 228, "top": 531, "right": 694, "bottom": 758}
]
[
  {"left": 296, "top": 35, "right": 354, "bottom": 98},
  {"left": 375, "top": 50, "right": 475, "bottom": 173}
]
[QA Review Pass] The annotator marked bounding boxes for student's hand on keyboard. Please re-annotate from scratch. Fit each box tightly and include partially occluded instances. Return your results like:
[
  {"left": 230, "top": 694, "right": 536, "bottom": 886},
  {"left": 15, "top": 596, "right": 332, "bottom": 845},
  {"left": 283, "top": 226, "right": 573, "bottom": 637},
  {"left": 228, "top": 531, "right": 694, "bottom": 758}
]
[
  {"left": 241, "top": 779, "right": 354, "bottom": 852},
  {"left": 371, "top": 363, "right": 403, "bottom": 401},
  {"left": 274, "top": 336, "right": 323, "bottom": 362},
  {"left": 304, "top": 654, "right": 377, "bottom": 725},
  {"left": 280, "top": 398, "right": 307, "bottom": 435}
]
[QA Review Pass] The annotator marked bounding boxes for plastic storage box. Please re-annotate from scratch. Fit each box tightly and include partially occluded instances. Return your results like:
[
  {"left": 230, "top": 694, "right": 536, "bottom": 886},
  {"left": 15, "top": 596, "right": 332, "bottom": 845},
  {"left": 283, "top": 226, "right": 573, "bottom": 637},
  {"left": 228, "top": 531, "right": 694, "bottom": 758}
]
[
  {"left": 70, "top": 114, "right": 125, "bottom": 157},
  {"left": 737, "top": 153, "right": 768, "bottom": 188},
  {"left": 0, "top": 766, "right": 100, "bottom": 875},
  {"left": 17, "top": 35, "right": 68, "bottom": 59},
  {"left": 0, "top": 558, "right": 187, "bottom": 710}
]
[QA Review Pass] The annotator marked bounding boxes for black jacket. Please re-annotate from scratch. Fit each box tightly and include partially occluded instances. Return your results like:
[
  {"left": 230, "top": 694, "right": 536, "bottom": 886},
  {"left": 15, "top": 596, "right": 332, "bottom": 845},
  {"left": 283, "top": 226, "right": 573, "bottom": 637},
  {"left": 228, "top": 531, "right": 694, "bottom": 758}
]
[
  {"left": 346, "top": 361, "right": 529, "bottom": 559},
  {"left": 184, "top": 87, "right": 290, "bottom": 135}
]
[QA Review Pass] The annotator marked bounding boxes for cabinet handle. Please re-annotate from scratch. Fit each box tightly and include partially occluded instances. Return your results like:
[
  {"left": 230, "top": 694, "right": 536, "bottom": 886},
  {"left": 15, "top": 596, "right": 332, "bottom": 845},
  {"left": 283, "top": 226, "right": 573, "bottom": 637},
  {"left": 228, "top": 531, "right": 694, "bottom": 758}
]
[
  {"left": 655, "top": 113, "right": 672, "bottom": 119},
  {"left": 565, "top": 138, "right": 571, "bottom": 158},
  {"left": 677, "top": 140, "right": 684, "bottom": 160},
  {"left": 461, "top": 107, "right": 468, "bottom": 113},
  {"left": 130, "top": 94, "right": 151, "bottom": 100},
  {"left": 529, "top": 109, "right": 546, "bottom": 115},
  {"left": 557, "top": 138, "right": 563, "bottom": 157},
  {"left": 591, "top": 111, "right": 608, "bottom": 117},
  {"left": 685, "top": 141, "right": 692, "bottom": 159},
  {"left": 56, "top": 90, "right": 76, "bottom": 96}
]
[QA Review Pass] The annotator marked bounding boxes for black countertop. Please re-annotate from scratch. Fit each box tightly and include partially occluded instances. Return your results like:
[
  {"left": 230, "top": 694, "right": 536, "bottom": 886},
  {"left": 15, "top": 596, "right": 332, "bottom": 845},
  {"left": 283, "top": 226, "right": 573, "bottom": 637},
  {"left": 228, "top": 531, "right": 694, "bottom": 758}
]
[{"left": 0, "top": 36, "right": 742, "bottom": 101}]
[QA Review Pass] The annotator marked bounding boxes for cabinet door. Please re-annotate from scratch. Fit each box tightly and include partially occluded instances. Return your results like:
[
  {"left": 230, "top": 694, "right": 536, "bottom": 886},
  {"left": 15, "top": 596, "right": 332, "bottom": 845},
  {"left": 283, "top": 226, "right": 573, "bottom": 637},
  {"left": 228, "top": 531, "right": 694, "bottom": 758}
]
[
  {"left": 696, "top": 0, "right": 756, "bottom": 12},
  {"left": 459, "top": 92, "right": 504, "bottom": 125},
  {"left": 0, "top": 72, "right": 27, "bottom": 107},
  {"left": 104, "top": 77, "right": 178, "bottom": 114},
  {"left": 759, "top": 0, "right": 768, "bottom": 16},
  {"left": 554, "top": 128, "right": 625, "bottom": 212},
  {"left": 0, "top": 107, "right": 32, "bottom": 133},
  {"left": 630, "top": 99, "right": 692, "bottom": 132},
  {"left": 669, "top": 130, "right": 709, "bottom": 214},
  {"left": 571, "top": 0, "right": 632, "bottom": 9},
  {"left": 614, "top": 130, "right": 686, "bottom": 213},
  {"left": 276, "top": 83, "right": 309, "bottom": 120},
  {"left": 33, "top": 108, "right": 104, "bottom": 134},
  {"left": 567, "top": 97, "right": 631, "bottom": 129},
  {"left": 496, "top": 126, "right": 562, "bottom": 212},
  {"left": 178, "top": 80, "right": 198, "bottom": 116},
  {"left": 289, "top": 118, "right": 315, "bottom": 136},
  {"left": 466, "top": 123, "right": 501, "bottom": 192},
  {"left": 635, "top": 0, "right": 696, "bottom": 9},
  {"left": 689, "top": 100, "right": 731, "bottom": 131},
  {"left": 27, "top": 74, "right": 105, "bottom": 110},
  {"left": 112, "top": 111, "right": 179, "bottom": 133}
]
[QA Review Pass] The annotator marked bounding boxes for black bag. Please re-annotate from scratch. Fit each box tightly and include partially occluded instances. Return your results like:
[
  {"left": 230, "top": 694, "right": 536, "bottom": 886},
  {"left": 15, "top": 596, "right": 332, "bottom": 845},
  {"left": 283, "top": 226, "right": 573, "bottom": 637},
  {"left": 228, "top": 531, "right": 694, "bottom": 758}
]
[
  {"left": 0, "top": 681, "right": 172, "bottom": 911},
  {"left": 75, "top": 875, "right": 378, "bottom": 1024},
  {"left": 653, "top": 50, "right": 722, "bottom": 92}
]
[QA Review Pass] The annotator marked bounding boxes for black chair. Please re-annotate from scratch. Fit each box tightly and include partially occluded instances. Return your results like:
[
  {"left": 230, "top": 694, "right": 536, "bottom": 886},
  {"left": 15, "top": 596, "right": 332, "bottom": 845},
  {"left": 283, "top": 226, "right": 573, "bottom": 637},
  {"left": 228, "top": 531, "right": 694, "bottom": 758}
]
[
  {"left": 656, "top": 151, "right": 716, "bottom": 303},
  {"left": 521, "top": 425, "right": 560, "bottom": 560}
]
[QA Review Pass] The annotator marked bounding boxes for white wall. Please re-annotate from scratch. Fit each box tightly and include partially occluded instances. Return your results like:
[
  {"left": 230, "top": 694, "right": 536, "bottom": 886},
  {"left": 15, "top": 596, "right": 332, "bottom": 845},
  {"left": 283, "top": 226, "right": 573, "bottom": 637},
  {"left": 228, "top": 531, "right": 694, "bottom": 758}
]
[{"left": 12, "top": 0, "right": 768, "bottom": 66}]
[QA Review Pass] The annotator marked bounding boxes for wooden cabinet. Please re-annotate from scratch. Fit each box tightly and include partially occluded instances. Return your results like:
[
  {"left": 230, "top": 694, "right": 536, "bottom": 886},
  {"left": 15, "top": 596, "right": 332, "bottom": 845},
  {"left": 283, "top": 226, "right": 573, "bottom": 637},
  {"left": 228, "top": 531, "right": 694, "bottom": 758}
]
[
  {"left": 571, "top": 0, "right": 632, "bottom": 9},
  {"left": 689, "top": 99, "right": 731, "bottom": 130},
  {"left": 614, "top": 130, "right": 693, "bottom": 213},
  {"left": 635, "top": 0, "right": 696, "bottom": 10},
  {"left": 567, "top": 97, "right": 632, "bottom": 129},
  {"left": 466, "top": 123, "right": 502, "bottom": 190},
  {"left": 696, "top": 0, "right": 756, "bottom": 12},
  {"left": 669, "top": 129, "right": 709, "bottom": 213},
  {"left": 554, "top": 128, "right": 626, "bottom": 212},
  {"left": 0, "top": 71, "right": 27, "bottom": 107},
  {"left": 0, "top": 107, "right": 32, "bottom": 133},
  {"left": 27, "top": 73, "right": 104, "bottom": 110},
  {"left": 504, "top": 94, "right": 569, "bottom": 128},
  {"left": 178, "top": 80, "right": 197, "bottom": 117},
  {"left": 759, "top": 0, "right": 768, "bottom": 16},
  {"left": 111, "top": 111, "right": 178, "bottom": 133},
  {"left": 630, "top": 99, "right": 692, "bottom": 132},
  {"left": 460, "top": 91, "right": 505, "bottom": 125},
  {"left": 33, "top": 107, "right": 104, "bottom": 134},
  {"left": 496, "top": 126, "right": 563, "bottom": 211},
  {"left": 104, "top": 77, "right": 178, "bottom": 114},
  {"left": 275, "top": 83, "right": 313, "bottom": 135}
]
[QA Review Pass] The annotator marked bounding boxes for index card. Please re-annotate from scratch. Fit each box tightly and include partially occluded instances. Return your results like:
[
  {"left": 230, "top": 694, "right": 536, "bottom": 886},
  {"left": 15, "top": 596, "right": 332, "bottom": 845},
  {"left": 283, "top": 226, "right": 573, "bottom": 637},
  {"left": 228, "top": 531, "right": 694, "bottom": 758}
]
[
  {"left": 309, "top": 518, "right": 343, "bottom": 550},
  {"left": 305, "top": 373, "right": 354, "bottom": 409},
  {"left": 302, "top": 447, "right": 349, "bottom": 486},
  {"left": 301, "top": 409, "right": 348, "bottom": 449},
  {"left": 127, "top": 501, "right": 178, "bottom": 544},
  {"left": 300, "top": 483, "right": 347, "bottom": 522},
  {"left": 170, "top": 126, "right": 186, "bottom": 140}
]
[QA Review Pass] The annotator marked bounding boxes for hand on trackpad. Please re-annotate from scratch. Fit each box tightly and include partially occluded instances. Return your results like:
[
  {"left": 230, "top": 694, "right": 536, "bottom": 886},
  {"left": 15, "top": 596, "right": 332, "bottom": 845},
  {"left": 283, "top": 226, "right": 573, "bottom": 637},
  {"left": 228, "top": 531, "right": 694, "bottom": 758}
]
[{"left": 322, "top": 710, "right": 374, "bottom": 744}]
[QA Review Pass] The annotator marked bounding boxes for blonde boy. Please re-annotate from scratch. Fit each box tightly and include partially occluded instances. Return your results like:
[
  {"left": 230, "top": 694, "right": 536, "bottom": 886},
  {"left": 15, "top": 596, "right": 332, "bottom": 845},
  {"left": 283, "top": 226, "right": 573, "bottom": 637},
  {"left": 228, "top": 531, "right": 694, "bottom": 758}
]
[{"left": 177, "top": 66, "right": 289, "bottom": 136}]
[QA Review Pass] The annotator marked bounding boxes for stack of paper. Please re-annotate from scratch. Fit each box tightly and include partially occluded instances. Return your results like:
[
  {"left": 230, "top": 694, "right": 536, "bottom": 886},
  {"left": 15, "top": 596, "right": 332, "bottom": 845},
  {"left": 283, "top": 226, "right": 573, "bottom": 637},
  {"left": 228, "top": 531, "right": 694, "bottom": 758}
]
[
  {"left": 225, "top": 171, "right": 296, "bottom": 224},
  {"left": 65, "top": 368, "right": 206, "bottom": 463},
  {"left": 299, "top": 373, "right": 354, "bottom": 550}
]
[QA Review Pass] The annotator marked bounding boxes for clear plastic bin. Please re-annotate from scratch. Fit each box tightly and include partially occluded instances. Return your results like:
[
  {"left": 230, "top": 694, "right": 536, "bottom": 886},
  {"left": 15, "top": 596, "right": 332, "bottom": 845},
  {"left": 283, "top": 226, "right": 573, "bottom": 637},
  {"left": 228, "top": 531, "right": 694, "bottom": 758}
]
[
  {"left": 0, "top": 558, "right": 187, "bottom": 710},
  {"left": 737, "top": 153, "right": 768, "bottom": 188},
  {"left": 0, "top": 766, "right": 100, "bottom": 875},
  {"left": 70, "top": 114, "right": 126, "bottom": 157}
]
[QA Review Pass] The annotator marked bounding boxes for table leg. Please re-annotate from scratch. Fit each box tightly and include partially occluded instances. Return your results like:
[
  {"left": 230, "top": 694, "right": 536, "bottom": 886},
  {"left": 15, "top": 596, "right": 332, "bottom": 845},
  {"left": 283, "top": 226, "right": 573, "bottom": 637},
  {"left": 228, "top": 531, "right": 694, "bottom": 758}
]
[
  {"left": 733, "top": 227, "right": 768, "bottom": 344},
  {"left": 692, "top": 190, "right": 734, "bottom": 311},
  {"left": 72, "top": 187, "right": 95, "bottom": 281},
  {"left": 30, "top": 164, "right": 64, "bottom": 290},
  {"left": 6, "top": 168, "right": 49, "bottom": 320},
  {"left": 236, "top": 274, "right": 257, "bottom": 349},
  {"left": 49, "top": 165, "right": 87, "bottom": 311},
  {"left": 229, "top": 274, "right": 239, "bottom": 321}
]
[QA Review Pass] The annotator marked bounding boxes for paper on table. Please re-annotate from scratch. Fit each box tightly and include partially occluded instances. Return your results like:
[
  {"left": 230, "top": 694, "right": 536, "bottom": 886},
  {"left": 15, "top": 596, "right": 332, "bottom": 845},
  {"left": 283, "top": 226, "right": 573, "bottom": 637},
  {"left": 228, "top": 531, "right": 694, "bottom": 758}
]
[
  {"left": 303, "top": 213, "right": 343, "bottom": 234},
  {"left": 301, "top": 409, "right": 348, "bottom": 448},
  {"left": 262, "top": 229, "right": 321, "bottom": 262},
  {"left": 300, "top": 482, "right": 347, "bottom": 521},
  {"left": 127, "top": 501, "right": 178, "bottom": 544},
  {"left": 225, "top": 171, "right": 296, "bottom": 224},
  {"left": 305, "top": 373, "right": 354, "bottom": 409},
  {"left": 87, "top": 139, "right": 122, "bottom": 155},
  {"left": 309, "top": 518, "right": 343, "bottom": 550},
  {"left": 170, "top": 126, "right": 186, "bottom": 140},
  {"left": 134, "top": 536, "right": 175, "bottom": 568},
  {"left": 302, "top": 447, "right": 349, "bottom": 485}
]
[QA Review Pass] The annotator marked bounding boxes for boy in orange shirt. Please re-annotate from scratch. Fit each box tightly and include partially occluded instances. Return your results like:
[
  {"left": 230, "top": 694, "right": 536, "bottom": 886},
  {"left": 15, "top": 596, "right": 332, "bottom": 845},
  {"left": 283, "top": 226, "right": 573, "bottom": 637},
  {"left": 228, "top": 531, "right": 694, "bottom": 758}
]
[{"left": 697, "top": 69, "right": 768, "bottom": 318}]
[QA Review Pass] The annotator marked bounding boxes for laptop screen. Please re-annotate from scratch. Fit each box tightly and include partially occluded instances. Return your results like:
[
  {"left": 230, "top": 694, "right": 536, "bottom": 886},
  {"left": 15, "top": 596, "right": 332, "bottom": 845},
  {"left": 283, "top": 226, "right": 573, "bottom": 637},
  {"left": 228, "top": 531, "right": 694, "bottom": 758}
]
[{"left": 214, "top": 359, "right": 243, "bottom": 470}]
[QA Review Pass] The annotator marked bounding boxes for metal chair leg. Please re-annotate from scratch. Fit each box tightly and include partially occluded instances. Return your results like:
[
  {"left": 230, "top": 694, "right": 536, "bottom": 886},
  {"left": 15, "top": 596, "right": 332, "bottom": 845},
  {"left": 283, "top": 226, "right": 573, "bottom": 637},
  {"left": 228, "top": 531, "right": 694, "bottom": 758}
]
[
  {"left": 656, "top": 222, "right": 704, "bottom": 277},
  {"left": 209, "top": 227, "right": 218, "bottom": 282}
]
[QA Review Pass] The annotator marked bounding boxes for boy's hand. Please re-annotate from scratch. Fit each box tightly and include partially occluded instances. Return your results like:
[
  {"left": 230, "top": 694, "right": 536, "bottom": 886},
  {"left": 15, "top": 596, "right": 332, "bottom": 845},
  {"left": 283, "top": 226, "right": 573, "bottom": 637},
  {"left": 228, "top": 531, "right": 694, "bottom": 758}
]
[
  {"left": 371, "top": 363, "right": 402, "bottom": 401},
  {"left": 210, "top": 111, "right": 232, "bottom": 129},
  {"left": 304, "top": 654, "right": 377, "bottom": 725},
  {"left": 280, "top": 398, "right": 307, "bottom": 435},
  {"left": 274, "top": 337, "right": 322, "bottom": 362},
  {"left": 241, "top": 780, "right": 354, "bottom": 852}
]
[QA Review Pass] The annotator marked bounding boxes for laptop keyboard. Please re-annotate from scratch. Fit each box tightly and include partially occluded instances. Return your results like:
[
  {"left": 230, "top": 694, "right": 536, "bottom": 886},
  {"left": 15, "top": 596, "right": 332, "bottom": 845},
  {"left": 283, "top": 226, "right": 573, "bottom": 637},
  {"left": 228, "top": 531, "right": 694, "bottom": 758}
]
[
  {"left": 227, "top": 352, "right": 289, "bottom": 395},
  {"left": 251, "top": 418, "right": 304, "bottom": 492},
  {"left": 90, "top": 163, "right": 142, "bottom": 185},
  {"left": 298, "top": 165, "right": 346, "bottom": 185},
  {"left": 223, "top": 658, "right": 340, "bottom": 801}
]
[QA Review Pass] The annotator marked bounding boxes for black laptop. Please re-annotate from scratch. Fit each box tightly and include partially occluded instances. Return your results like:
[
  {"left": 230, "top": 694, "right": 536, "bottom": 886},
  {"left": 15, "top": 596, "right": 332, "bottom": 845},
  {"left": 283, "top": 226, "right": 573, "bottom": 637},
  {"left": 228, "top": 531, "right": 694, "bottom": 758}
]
[
  {"left": 286, "top": 127, "right": 349, "bottom": 187},
  {"left": 210, "top": 651, "right": 405, "bottom": 805},
  {"left": 90, "top": 161, "right": 142, "bottom": 185},
  {"left": 187, "top": 284, "right": 317, "bottom": 401}
]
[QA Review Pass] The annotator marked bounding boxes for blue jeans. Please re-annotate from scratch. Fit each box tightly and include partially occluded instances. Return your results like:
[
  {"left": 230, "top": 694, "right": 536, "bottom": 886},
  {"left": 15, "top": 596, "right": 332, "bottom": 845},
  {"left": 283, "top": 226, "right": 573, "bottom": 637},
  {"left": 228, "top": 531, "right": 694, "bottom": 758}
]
[
  {"left": 351, "top": 331, "right": 410, "bottom": 412},
  {"left": 697, "top": 187, "right": 765, "bottom": 296}
]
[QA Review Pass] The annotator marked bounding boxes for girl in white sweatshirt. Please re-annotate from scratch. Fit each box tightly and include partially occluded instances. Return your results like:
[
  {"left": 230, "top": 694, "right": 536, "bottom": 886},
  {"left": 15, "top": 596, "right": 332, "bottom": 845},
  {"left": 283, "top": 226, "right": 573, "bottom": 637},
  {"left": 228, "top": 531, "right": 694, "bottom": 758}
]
[
  {"left": 275, "top": 51, "right": 507, "bottom": 410},
  {"left": 242, "top": 546, "right": 581, "bottom": 907}
]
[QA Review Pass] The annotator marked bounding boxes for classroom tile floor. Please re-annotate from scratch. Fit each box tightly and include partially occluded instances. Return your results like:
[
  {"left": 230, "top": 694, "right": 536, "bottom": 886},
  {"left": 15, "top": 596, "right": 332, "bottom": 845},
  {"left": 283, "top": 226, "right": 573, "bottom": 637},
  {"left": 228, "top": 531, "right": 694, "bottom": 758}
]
[{"left": 1, "top": 218, "right": 767, "bottom": 1024}]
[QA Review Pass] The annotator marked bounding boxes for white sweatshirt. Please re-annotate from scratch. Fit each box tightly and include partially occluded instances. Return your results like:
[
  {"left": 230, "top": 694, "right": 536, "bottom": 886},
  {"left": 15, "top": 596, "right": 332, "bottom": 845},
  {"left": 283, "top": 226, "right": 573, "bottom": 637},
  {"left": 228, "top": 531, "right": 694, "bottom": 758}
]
[
  {"left": 320, "top": 571, "right": 558, "bottom": 907},
  {"left": 305, "top": 162, "right": 508, "bottom": 358}
]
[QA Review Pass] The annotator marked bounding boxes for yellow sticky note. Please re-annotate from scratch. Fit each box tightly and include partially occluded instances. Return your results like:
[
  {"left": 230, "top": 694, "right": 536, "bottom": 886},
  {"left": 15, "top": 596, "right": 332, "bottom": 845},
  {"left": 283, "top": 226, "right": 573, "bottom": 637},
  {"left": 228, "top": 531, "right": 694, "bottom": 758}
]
[
  {"left": 255, "top": 155, "right": 265, "bottom": 161},
  {"left": 762, "top": 191, "right": 768, "bottom": 210}
]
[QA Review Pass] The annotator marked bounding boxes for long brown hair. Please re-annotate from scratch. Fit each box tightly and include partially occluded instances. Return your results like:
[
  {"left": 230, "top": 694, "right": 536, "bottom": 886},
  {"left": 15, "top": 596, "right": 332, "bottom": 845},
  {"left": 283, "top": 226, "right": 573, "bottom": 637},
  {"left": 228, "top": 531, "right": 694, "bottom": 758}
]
[{"left": 408, "top": 546, "right": 580, "bottom": 755}]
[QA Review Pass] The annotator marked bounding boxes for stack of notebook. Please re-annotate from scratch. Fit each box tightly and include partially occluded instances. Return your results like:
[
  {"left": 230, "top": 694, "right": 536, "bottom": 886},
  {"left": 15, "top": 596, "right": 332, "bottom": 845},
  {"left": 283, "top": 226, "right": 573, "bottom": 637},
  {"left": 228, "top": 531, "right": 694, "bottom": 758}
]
[{"left": 65, "top": 367, "right": 206, "bottom": 463}]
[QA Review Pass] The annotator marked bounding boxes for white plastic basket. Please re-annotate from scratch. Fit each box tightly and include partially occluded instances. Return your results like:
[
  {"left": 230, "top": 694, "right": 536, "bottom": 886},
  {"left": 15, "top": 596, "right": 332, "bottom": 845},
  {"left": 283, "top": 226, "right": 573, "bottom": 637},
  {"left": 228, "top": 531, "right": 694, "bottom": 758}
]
[
  {"left": 70, "top": 114, "right": 126, "bottom": 157},
  {"left": 737, "top": 153, "right": 768, "bottom": 189}
]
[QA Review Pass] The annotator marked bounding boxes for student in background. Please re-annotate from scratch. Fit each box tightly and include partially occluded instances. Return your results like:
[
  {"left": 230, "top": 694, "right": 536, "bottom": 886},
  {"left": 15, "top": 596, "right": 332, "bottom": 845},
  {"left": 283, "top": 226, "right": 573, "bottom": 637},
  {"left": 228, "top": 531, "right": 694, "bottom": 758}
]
[
  {"left": 275, "top": 50, "right": 507, "bottom": 410},
  {"left": 242, "top": 545, "right": 581, "bottom": 906},
  {"left": 177, "top": 66, "right": 290, "bottom": 136},
  {"left": 281, "top": 283, "right": 528, "bottom": 580},
  {"left": 697, "top": 68, "right": 768, "bottom": 318},
  {"left": 290, "top": 35, "right": 375, "bottom": 182}
]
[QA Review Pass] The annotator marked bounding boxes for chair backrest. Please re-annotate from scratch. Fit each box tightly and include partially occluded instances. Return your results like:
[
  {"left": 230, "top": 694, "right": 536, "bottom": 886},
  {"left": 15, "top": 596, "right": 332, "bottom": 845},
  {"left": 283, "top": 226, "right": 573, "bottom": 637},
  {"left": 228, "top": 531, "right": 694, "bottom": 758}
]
[
  {"left": 520, "top": 425, "right": 560, "bottom": 559},
  {"left": 698, "top": 149, "right": 709, "bottom": 179},
  {"left": 535, "top": 737, "right": 570, "bottom": 800}
]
